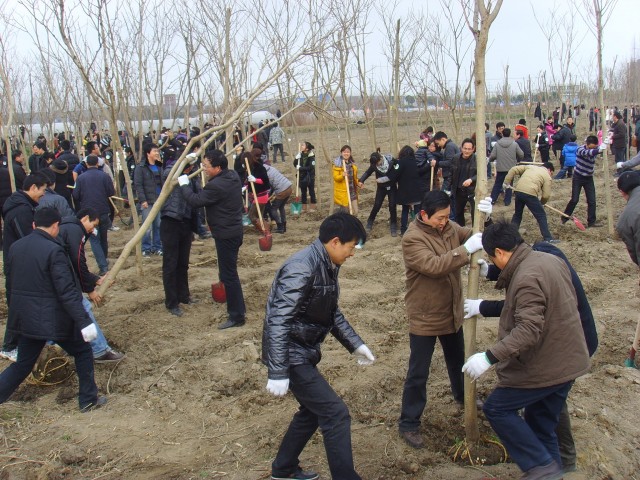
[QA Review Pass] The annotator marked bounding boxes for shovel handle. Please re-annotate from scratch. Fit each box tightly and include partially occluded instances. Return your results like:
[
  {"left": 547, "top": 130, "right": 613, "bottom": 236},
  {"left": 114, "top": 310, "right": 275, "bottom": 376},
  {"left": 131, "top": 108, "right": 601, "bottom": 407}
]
[
  {"left": 244, "top": 158, "right": 265, "bottom": 231},
  {"left": 543, "top": 203, "right": 572, "bottom": 219}
]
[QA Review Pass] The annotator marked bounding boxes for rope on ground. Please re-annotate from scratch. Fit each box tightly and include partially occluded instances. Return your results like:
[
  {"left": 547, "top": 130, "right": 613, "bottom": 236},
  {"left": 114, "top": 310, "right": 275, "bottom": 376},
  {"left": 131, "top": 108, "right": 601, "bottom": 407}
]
[{"left": 26, "top": 356, "right": 73, "bottom": 386}]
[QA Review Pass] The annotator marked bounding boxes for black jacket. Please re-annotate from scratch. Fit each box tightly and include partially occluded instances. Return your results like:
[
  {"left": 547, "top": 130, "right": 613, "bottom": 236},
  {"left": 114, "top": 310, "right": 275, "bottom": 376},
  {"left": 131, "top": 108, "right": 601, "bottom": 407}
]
[
  {"left": 161, "top": 168, "right": 199, "bottom": 224},
  {"left": 358, "top": 154, "right": 397, "bottom": 190},
  {"left": 611, "top": 119, "right": 627, "bottom": 149},
  {"left": 450, "top": 153, "right": 477, "bottom": 197},
  {"left": 415, "top": 148, "right": 440, "bottom": 196},
  {"left": 293, "top": 151, "right": 316, "bottom": 184},
  {"left": 390, "top": 150, "right": 422, "bottom": 205},
  {"left": 58, "top": 216, "right": 100, "bottom": 294},
  {"left": 6, "top": 228, "right": 91, "bottom": 341},
  {"left": 261, "top": 239, "right": 364, "bottom": 379},
  {"left": 439, "top": 139, "right": 461, "bottom": 181},
  {"left": 180, "top": 168, "right": 243, "bottom": 240},
  {"left": 2, "top": 190, "right": 37, "bottom": 266},
  {"left": 0, "top": 163, "right": 27, "bottom": 201},
  {"left": 552, "top": 126, "right": 572, "bottom": 150},
  {"left": 72, "top": 167, "right": 115, "bottom": 215},
  {"left": 480, "top": 242, "right": 598, "bottom": 357},
  {"left": 134, "top": 160, "right": 163, "bottom": 205},
  {"left": 57, "top": 150, "right": 80, "bottom": 170},
  {"left": 516, "top": 137, "right": 533, "bottom": 162}
]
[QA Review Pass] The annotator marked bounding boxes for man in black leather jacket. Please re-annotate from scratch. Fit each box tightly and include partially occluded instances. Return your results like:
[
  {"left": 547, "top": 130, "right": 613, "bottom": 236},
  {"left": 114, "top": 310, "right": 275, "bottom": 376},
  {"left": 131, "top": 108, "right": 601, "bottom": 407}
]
[{"left": 262, "top": 213, "right": 375, "bottom": 480}]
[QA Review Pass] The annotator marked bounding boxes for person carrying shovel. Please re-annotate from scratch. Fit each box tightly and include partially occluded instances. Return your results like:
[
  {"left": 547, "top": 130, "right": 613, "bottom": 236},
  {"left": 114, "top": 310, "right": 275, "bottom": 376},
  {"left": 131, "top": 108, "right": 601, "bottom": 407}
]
[
  {"left": 178, "top": 149, "right": 246, "bottom": 330},
  {"left": 293, "top": 142, "right": 316, "bottom": 213}
]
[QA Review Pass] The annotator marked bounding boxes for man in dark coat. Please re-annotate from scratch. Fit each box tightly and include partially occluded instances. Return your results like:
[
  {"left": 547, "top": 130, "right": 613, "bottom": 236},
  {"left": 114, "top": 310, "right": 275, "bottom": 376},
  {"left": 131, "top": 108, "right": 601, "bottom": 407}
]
[
  {"left": 178, "top": 149, "right": 246, "bottom": 329},
  {"left": 515, "top": 129, "right": 533, "bottom": 162},
  {"left": 262, "top": 213, "right": 375, "bottom": 480},
  {"left": 0, "top": 173, "right": 48, "bottom": 361},
  {"left": 610, "top": 111, "right": 628, "bottom": 163},
  {"left": 450, "top": 138, "right": 478, "bottom": 227},
  {"left": 0, "top": 207, "right": 106, "bottom": 411},
  {"left": 27, "top": 141, "right": 46, "bottom": 173}
]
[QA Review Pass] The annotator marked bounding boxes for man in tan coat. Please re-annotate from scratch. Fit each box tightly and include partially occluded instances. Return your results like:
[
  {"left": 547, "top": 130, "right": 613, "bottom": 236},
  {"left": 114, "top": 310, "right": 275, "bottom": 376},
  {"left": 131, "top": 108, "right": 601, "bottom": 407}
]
[
  {"left": 463, "top": 221, "right": 590, "bottom": 479},
  {"left": 398, "top": 190, "right": 491, "bottom": 449},
  {"left": 504, "top": 161, "right": 559, "bottom": 244}
]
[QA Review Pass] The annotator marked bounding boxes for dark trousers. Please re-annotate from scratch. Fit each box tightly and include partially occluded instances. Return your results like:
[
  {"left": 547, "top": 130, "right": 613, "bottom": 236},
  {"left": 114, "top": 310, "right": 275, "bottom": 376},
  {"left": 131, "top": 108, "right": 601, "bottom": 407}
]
[
  {"left": 0, "top": 336, "right": 98, "bottom": 409},
  {"left": 512, "top": 191, "right": 553, "bottom": 241},
  {"left": 539, "top": 147, "right": 550, "bottom": 162},
  {"left": 491, "top": 171, "right": 512, "bottom": 205},
  {"left": 399, "top": 330, "right": 465, "bottom": 432},
  {"left": 612, "top": 146, "right": 627, "bottom": 163},
  {"left": 272, "top": 364, "right": 361, "bottom": 480},
  {"left": 214, "top": 236, "right": 246, "bottom": 323},
  {"left": 454, "top": 190, "right": 475, "bottom": 227},
  {"left": 161, "top": 217, "right": 193, "bottom": 309},
  {"left": 367, "top": 186, "right": 397, "bottom": 225},
  {"left": 300, "top": 180, "right": 316, "bottom": 204},
  {"left": 483, "top": 381, "right": 573, "bottom": 472},
  {"left": 400, "top": 204, "right": 420, "bottom": 234},
  {"left": 268, "top": 188, "right": 292, "bottom": 226},
  {"left": 564, "top": 174, "right": 596, "bottom": 226},
  {"left": 556, "top": 401, "right": 576, "bottom": 470},
  {"left": 272, "top": 144, "right": 285, "bottom": 164}
]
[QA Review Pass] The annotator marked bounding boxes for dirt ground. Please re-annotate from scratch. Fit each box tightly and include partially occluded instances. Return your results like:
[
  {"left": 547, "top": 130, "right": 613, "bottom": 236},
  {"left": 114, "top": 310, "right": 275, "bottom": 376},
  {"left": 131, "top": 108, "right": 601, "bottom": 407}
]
[{"left": 1, "top": 123, "right": 640, "bottom": 480}]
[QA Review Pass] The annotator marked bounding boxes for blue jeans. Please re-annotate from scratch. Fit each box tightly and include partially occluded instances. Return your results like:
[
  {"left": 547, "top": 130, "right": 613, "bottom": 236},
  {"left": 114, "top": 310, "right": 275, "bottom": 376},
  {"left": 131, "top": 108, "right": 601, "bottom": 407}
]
[
  {"left": 82, "top": 297, "right": 109, "bottom": 357},
  {"left": 512, "top": 191, "right": 553, "bottom": 241},
  {"left": 272, "top": 364, "right": 361, "bottom": 480},
  {"left": 88, "top": 213, "right": 111, "bottom": 274},
  {"left": 483, "top": 381, "right": 573, "bottom": 472},
  {"left": 141, "top": 205, "right": 162, "bottom": 253},
  {"left": 399, "top": 330, "right": 465, "bottom": 432},
  {"left": 554, "top": 166, "right": 574, "bottom": 179},
  {"left": 0, "top": 336, "right": 98, "bottom": 409},
  {"left": 214, "top": 236, "right": 246, "bottom": 323},
  {"left": 491, "top": 171, "right": 512, "bottom": 205}
]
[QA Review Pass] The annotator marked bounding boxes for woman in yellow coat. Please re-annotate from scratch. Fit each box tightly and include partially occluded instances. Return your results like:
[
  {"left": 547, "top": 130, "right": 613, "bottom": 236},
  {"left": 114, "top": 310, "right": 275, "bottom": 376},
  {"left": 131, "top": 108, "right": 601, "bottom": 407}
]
[{"left": 332, "top": 145, "right": 359, "bottom": 214}]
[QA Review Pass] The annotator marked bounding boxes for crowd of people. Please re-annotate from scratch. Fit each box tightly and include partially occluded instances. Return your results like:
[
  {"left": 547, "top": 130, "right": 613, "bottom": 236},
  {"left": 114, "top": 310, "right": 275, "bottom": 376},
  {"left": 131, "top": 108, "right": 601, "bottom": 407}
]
[{"left": 1, "top": 106, "right": 640, "bottom": 480}]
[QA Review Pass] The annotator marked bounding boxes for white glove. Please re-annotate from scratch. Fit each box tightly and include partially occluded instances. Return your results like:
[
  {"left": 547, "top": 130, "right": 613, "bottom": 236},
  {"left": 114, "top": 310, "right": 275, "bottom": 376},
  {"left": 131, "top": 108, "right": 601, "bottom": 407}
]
[
  {"left": 462, "top": 352, "right": 492, "bottom": 380},
  {"left": 502, "top": 183, "right": 511, "bottom": 191},
  {"left": 247, "top": 174, "right": 256, "bottom": 182},
  {"left": 376, "top": 176, "right": 390, "bottom": 183},
  {"left": 266, "top": 378, "right": 289, "bottom": 396},
  {"left": 81, "top": 323, "right": 98, "bottom": 342},
  {"left": 295, "top": 153, "right": 301, "bottom": 160},
  {"left": 241, "top": 185, "right": 247, "bottom": 194},
  {"left": 186, "top": 152, "right": 198, "bottom": 164},
  {"left": 354, "top": 344, "right": 375, "bottom": 365},
  {"left": 477, "top": 196, "right": 492, "bottom": 215},
  {"left": 463, "top": 232, "right": 483, "bottom": 254},
  {"left": 616, "top": 162, "right": 624, "bottom": 169},
  {"left": 599, "top": 143, "right": 607, "bottom": 152},
  {"left": 464, "top": 299, "right": 483, "bottom": 319},
  {"left": 296, "top": 164, "right": 301, "bottom": 170},
  {"left": 477, "top": 258, "right": 489, "bottom": 278},
  {"left": 177, "top": 175, "right": 189, "bottom": 186}
]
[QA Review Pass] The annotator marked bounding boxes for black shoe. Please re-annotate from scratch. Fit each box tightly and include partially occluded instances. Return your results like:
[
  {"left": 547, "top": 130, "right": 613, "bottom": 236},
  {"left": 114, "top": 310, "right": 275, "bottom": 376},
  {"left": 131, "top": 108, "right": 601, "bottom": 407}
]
[
  {"left": 588, "top": 221, "right": 603, "bottom": 228},
  {"left": 181, "top": 298, "right": 200, "bottom": 305},
  {"left": 275, "top": 224, "right": 285, "bottom": 234},
  {"left": 218, "top": 319, "right": 245, "bottom": 330},
  {"left": 561, "top": 217, "right": 568, "bottom": 225},
  {"left": 271, "top": 469, "right": 319, "bottom": 480},
  {"left": 80, "top": 396, "right": 107, "bottom": 412},
  {"left": 399, "top": 430, "right": 424, "bottom": 449},
  {"left": 282, "top": 222, "right": 286, "bottom": 233},
  {"left": 94, "top": 350, "right": 126, "bottom": 363},
  {"left": 169, "top": 307, "right": 184, "bottom": 317}
]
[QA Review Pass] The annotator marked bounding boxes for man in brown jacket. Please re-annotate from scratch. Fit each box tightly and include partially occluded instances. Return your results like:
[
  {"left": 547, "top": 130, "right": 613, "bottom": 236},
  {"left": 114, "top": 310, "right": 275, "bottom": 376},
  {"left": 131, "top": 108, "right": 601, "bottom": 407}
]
[
  {"left": 463, "top": 221, "right": 590, "bottom": 480},
  {"left": 398, "top": 190, "right": 492, "bottom": 449}
]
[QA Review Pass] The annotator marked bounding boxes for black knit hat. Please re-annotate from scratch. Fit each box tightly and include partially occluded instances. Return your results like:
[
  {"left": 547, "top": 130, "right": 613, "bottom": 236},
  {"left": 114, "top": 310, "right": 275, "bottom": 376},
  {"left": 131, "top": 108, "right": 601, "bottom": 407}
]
[{"left": 50, "top": 159, "right": 68, "bottom": 174}]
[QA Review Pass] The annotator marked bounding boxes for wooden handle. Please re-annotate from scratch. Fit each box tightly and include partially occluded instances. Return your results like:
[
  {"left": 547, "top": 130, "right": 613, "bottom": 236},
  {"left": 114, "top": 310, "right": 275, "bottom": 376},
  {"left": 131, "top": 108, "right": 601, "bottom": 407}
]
[
  {"left": 244, "top": 158, "right": 265, "bottom": 230},
  {"left": 343, "top": 160, "right": 353, "bottom": 215},
  {"left": 543, "top": 203, "right": 571, "bottom": 219}
]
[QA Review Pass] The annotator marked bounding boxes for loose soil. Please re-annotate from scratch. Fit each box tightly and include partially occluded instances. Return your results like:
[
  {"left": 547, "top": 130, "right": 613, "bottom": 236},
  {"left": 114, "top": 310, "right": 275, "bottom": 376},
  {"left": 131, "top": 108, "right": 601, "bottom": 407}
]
[{"left": 1, "top": 124, "right": 639, "bottom": 480}]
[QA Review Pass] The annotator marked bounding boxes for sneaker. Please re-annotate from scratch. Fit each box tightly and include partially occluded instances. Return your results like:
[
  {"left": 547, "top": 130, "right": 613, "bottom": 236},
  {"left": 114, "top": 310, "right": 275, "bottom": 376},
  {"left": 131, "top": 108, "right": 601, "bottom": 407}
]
[
  {"left": 108, "top": 225, "right": 120, "bottom": 231},
  {"left": 399, "top": 430, "right": 424, "bottom": 449},
  {"left": 155, "top": 250, "right": 163, "bottom": 256},
  {"left": 0, "top": 349, "right": 18, "bottom": 362},
  {"left": 199, "top": 232, "right": 212, "bottom": 240},
  {"left": 94, "top": 350, "right": 126, "bottom": 363},
  {"left": 181, "top": 298, "right": 200, "bottom": 305},
  {"left": 169, "top": 306, "right": 184, "bottom": 317},
  {"left": 80, "top": 396, "right": 107, "bottom": 413},
  {"left": 520, "top": 460, "right": 564, "bottom": 480},
  {"left": 545, "top": 238, "right": 561, "bottom": 244},
  {"left": 271, "top": 469, "right": 319, "bottom": 480},
  {"left": 588, "top": 221, "right": 603, "bottom": 228},
  {"left": 142, "top": 251, "right": 151, "bottom": 258},
  {"left": 218, "top": 319, "right": 245, "bottom": 330}
]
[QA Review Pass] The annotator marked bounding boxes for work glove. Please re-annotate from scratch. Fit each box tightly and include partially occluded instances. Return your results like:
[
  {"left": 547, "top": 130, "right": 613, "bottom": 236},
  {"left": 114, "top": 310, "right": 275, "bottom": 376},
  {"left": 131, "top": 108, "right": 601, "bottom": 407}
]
[
  {"left": 295, "top": 153, "right": 301, "bottom": 160},
  {"left": 241, "top": 185, "right": 247, "bottom": 194},
  {"left": 462, "top": 352, "right": 492, "bottom": 380},
  {"left": 477, "top": 258, "right": 489, "bottom": 278},
  {"left": 502, "top": 183, "right": 511, "bottom": 191},
  {"left": 81, "top": 324, "right": 98, "bottom": 343},
  {"left": 296, "top": 164, "right": 301, "bottom": 170},
  {"left": 266, "top": 378, "right": 289, "bottom": 396},
  {"left": 477, "top": 196, "right": 493, "bottom": 215},
  {"left": 177, "top": 175, "right": 190, "bottom": 187},
  {"left": 376, "top": 176, "right": 389, "bottom": 183},
  {"left": 247, "top": 174, "right": 256, "bottom": 182},
  {"left": 186, "top": 152, "right": 198, "bottom": 164},
  {"left": 616, "top": 162, "right": 624, "bottom": 169},
  {"left": 354, "top": 344, "right": 375, "bottom": 365},
  {"left": 463, "top": 232, "right": 483, "bottom": 255},
  {"left": 464, "top": 299, "right": 483, "bottom": 319},
  {"left": 599, "top": 143, "right": 607, "bottom": 152}
]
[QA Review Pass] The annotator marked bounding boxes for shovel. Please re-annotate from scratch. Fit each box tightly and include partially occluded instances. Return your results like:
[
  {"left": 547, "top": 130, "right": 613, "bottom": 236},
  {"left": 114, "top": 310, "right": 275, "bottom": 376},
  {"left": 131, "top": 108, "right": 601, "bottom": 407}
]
[
  {"left": 343, "top": 159, "right": 353, "bottom": 215},
  {"left": 543, "top": 204, "right": 586, "bottom": 231},
  {"left": 291, "top": 144, "right": 302, "bottom": 215},
  {"left": 211, "top": 281, "right": 226, "bottom": 303},
  {"left": 242, "top": 188, "right": 251, "bottom": 226},
  {"left": 244, "top": 158, "right": 273, "bottom": 251}
]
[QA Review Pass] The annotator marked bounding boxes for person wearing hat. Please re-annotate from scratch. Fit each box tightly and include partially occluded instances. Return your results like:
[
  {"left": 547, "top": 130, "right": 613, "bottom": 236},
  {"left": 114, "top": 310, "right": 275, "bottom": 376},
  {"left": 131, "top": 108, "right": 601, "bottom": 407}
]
[
  {"left": 160, "top": 154, "right": 200, "bottom": 317},
  {"left": 616, "top": 171, "right": 640, "bottom": 369},
  {"left": 36, "top": 168, "right": 75, "bottom": 218},
  {"left": 50, "top": 158, "right": 74, "bottom": 209}
]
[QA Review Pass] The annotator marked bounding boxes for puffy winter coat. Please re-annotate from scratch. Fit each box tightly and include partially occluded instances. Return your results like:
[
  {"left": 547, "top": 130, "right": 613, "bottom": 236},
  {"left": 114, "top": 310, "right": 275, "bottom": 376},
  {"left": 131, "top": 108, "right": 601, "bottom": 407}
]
[
  {"left": 37, "top": 188, "right": 75, "bottom": 218},
  {"left": 2, "top": 190, "right": 37, "bottom": 266},
  {"left": 332, "top": 158, "right": 358, "bottom": 207},
  {"left": 561, "top": 142, "right": 579, "bottom": 167},
  {"left": 402, "top": 216, "right": 473, "bottom": 336},
  {"left": 58, "top": 216, "right": 100, "bottom": 294},
  {"left": 161, "top": 168, "right": 199, "bottom": 223},
  {"left": 6, "top": 228, "right": 91, "bottom": 341},
  {"left": 261, "top": 238, "right": 364, "bottom": 379},
  {"left": 134, "top": 160, "right": 163, "bottom": 205}
]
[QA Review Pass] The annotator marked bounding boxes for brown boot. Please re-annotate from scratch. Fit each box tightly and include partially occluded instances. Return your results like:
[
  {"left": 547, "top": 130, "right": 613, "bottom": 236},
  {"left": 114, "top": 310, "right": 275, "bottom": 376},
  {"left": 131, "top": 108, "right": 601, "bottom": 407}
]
[{"left": 309, "top": 203, "right": 317, "bottom": 212}]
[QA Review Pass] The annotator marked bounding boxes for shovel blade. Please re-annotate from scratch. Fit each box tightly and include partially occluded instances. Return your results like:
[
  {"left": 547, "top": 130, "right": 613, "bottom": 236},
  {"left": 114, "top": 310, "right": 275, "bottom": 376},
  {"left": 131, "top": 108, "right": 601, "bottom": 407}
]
[{"left": 259, "top": 232, "right": 273, "bottom": 251}]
